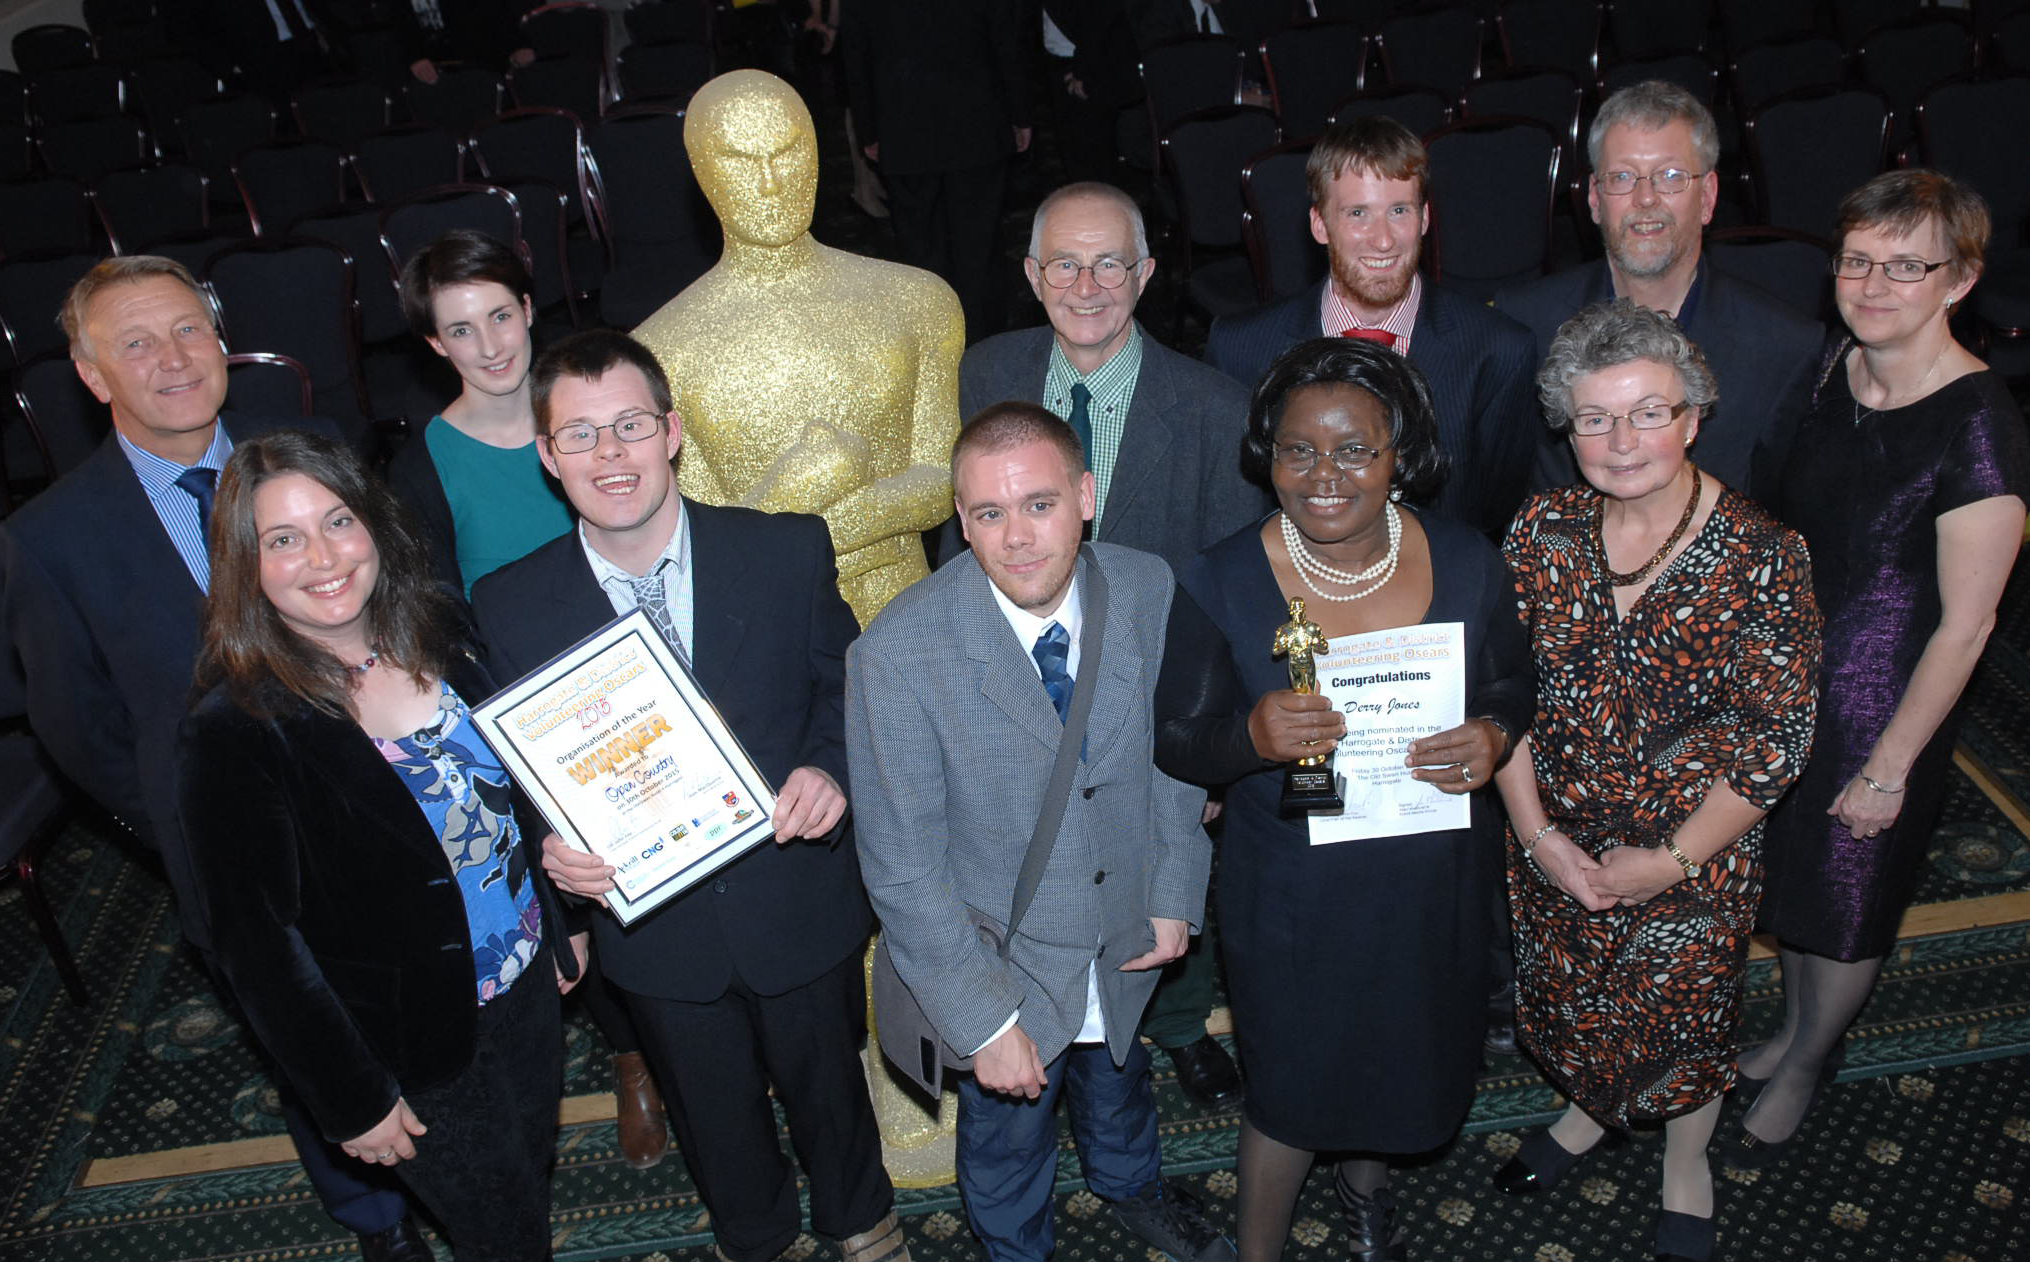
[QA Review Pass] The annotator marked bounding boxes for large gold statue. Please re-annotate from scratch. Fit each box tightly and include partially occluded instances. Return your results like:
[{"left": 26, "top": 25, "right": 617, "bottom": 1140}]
[{"left": 633, "top": 69, "right": 963, "bottom": 628}]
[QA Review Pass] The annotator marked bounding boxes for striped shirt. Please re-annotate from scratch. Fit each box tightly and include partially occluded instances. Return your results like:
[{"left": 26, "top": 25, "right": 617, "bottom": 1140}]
[
  {"left": 580, "top": 505, "right": 696, "bottom": 659},
  {"left": 1320, "top": 271, "right": 1423, "bottom": 354},
  {"left": 118, "top": 424, "right": 232, "bottom": 593},
  {"left": 1042, "top": 328, "right": 1143, "bottom": 528}
]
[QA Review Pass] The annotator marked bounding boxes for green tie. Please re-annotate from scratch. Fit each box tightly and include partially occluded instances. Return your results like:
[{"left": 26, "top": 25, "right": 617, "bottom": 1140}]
[{"left": 1067, "top": 382, "right": 1093, "bottom": 459}]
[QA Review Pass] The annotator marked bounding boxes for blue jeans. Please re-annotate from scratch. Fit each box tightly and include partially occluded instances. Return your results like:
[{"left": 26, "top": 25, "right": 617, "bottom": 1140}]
[{"left": 955, "top": 1038, "right": 1163, "bottom": 1262}]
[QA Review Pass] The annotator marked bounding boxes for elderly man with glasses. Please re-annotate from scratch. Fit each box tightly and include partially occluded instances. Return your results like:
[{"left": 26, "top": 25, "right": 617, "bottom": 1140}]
[
  {"left": 952, "top": 180, "right": 1270, "bottom": 1112},
  {"left": 1496, "top": 80, "right": 1824, "bottom": 507}
]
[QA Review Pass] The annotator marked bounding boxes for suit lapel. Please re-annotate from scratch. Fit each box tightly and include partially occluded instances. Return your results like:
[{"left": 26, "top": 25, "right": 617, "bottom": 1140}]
[
  {"left": 681, "top": 500, "right": 746, "bottom": 699},
  {"left": 959, "top": 558, "right": 1072, "bottom": 753},
  {"left": 84, "top": 435, "right": 206, "bottom": 611},
  {"left": 1098, "top": 327, "right": 1173, "bottom": 542}
]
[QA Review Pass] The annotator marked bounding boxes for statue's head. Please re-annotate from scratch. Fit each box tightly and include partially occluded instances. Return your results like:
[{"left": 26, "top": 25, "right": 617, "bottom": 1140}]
[{"left": 685, "top": 70, "right": 819, "bottom": 249}]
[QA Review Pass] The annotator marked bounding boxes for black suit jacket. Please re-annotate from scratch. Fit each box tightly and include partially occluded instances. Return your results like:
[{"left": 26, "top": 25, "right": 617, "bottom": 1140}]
[
  {"left": 841, "top": 0, "right": 1032, "bottom": 176},
  {"left": 1493, "top": 260, "right": 1826, "bottom": 505},
  {"left": 0, "top": 413, "right": 334, "bottom": 954},
  {"left": 959, "top": 323, "right": 1271, "bottom": 572},
  {"left": 470, "top": 500, "right": 869, "bottom": 1003},
  {"left": 1205, "top": 280, "right": 1540, "bottom": 535},
  {"left": 176, "top": 652, "right": 569, "bottom": 1144}
]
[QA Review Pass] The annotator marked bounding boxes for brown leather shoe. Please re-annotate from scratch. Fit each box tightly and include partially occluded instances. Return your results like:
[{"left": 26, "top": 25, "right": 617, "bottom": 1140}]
[
  {"left": 611, "top": 1051, "right": 668, "bottom": 1170},
  {"left": 840, "top": 1210, "right": 911, "bottom": 1262}
]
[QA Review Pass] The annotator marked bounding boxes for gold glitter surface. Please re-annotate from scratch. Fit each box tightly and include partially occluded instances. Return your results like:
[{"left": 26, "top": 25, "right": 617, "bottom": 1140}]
[{"left": 634, "top": 70, "right": 963, "bottom": 629}]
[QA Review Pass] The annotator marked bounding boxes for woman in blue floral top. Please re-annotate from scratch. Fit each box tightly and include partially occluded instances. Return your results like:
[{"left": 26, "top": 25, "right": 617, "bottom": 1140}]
[{"left": 177, "top": 430, "right": 583, "bottom": 1261}]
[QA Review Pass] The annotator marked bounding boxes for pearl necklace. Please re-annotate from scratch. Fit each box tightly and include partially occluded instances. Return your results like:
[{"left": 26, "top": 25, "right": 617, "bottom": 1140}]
[{"left": 1280, "top": 502, "right": 1402, "bottom": 602}]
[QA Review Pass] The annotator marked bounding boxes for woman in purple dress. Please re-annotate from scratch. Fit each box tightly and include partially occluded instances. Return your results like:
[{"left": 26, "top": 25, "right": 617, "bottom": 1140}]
[{"left": 1735, "top": 170, "right": 2030, "bottom": 1169}]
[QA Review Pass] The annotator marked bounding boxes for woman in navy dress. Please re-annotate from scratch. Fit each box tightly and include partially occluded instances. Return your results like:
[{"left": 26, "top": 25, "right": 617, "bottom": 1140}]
[
  {"left": 1159, "top": 337, "right": 1533, "bottom": 1261},
  {"left": 1739, "top": 170, "right": 2030, "bottom": 1168}
]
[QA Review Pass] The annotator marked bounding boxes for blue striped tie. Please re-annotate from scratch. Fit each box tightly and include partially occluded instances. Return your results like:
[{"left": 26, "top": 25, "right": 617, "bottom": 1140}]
[{"left": 1032, "top": 621, "right": 1072, "bottom": 722}]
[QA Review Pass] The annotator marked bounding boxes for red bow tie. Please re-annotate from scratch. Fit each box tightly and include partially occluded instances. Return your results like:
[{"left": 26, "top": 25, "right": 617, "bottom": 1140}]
[{"left": 1340, "top": 327, "right": 1398, "bottom": 350}]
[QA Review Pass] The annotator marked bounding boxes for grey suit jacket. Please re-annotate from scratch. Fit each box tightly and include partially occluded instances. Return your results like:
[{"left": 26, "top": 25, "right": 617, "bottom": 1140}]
[
  {"left": 846, "top": 544, "right": 1209, "bottom": 1070},
  {"left": 958, "top": 324, "right": 1271, "bottom": 572}
]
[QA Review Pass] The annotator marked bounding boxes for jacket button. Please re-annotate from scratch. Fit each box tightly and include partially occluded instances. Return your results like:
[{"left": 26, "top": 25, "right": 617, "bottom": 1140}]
[
  {"left": 1093, "top": 870, "right": 1106, "bottom": 884},
  {"left": 427, "top": 877, "right": 450, "bottom": 887},
  {"left": 1082, "top": 787, "right": 1097, "bottom": 799},
  {"left": 441, "top": 943, "right": 460, "bottom": 952},
  {"left": 713, "top": 879, "right": 728, "bottom": 894}
]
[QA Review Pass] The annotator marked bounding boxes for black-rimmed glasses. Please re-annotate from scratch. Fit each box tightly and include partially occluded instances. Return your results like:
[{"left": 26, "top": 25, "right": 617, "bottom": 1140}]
[
  {"left": 546, "top": 411, "right": 664, "bottom": 454},
  {"left": 1829, "top": 255, "right": 1954, "bottom": 283}
]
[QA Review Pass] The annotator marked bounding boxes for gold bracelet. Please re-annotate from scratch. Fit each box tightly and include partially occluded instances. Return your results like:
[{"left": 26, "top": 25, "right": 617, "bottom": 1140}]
[{"left": 1664, "top": 836, "right": 1701, "bottom": 880}]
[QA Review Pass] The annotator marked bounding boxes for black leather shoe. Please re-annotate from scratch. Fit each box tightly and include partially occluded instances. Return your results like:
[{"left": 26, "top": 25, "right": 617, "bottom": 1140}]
[
  {"left": 1164, "top": 1035, "right": 1242, "bottom": 1111},
  {"left": 1721, "top": 1047, "right": 1844, "bottom": 1171},
  {"left": 1653, "top": 1209, "right": 1716, "bottom": 1262},
  {"left": 357, "top": 1217, "right": 436, "bottom": 1262},
  {"left": 1493, "top": 1128, "right": 1606, "bottom": 1196},
  {"left": 1337, "top": 1185, "right": 1407, "bottom": 1261},
  {"left": 1110, "top": 1181, "right": 1236, "bottom": 1261},
  {"left": 1484, "top": 981, "right": 1518, "bottom": 1057}
]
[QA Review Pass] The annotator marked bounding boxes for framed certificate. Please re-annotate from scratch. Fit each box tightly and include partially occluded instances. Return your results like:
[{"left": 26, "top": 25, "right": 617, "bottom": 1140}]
[{"left": 472, "top": 609, "right": 778, "bottom": 925}]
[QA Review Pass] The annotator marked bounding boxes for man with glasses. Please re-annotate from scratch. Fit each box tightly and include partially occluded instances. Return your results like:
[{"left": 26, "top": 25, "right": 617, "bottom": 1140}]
[
  {"left": 956, "top": 182, "right": 1268, "bottom": 1111},
  {"left": 472, "top": 331, "right": 908, "bottom": 1262},
  {"left": 1205, "top": 116, "right": 1538, "bottom": 538},
  {"left": 1495, "top": 80, "right": 1823, "bottom": 505}
]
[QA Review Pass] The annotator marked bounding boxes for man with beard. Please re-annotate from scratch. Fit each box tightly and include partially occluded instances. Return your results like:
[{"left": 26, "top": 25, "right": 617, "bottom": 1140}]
[
  {"left": 1495, "top": 81, "right": 1823, "bottom": 504},
  {"left": 1205, "top": 116, "right": 1538, "bottom": 536}
]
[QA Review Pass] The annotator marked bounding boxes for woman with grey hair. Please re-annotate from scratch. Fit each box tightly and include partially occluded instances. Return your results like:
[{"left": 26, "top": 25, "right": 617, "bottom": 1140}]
[{"left": 1492, "top": 300, "right": 1822, "bottom": 1262}]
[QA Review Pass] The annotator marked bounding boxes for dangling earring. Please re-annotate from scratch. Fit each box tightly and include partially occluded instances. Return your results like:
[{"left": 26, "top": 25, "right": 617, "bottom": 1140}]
[{"left": 1389, "top": 486, "right": 1403, "bottom": 502}]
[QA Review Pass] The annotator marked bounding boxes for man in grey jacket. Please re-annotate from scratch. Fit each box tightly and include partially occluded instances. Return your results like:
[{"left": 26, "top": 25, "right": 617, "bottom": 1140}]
[{"left": 847, "top": 405, "right": 1230, "bottom": 1262}]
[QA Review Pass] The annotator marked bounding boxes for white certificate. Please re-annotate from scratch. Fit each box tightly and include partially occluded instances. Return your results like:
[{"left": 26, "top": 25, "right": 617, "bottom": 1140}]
[
  {"left": 472, "top": 609, "right": 778, "bottom": 926},
  {"left": 1305, "top": 622, "right": 1469, "bottom": 845}
]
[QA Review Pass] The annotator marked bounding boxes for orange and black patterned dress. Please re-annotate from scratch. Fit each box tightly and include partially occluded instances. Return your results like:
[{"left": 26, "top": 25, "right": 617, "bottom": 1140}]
[{"left": 1502, "top": 483, "right": 1821, "bottom": 1125}]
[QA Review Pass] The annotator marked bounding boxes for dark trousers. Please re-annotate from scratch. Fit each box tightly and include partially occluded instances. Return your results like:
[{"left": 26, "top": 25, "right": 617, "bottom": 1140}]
[
  {"left": 1046, "top": 55, "right": 1121, "bottom": 184},
  {"left": 278, "top": 1091, "right": 409, "bottom": 1234},
  {"left": 955, "top": 1038, "right": 1162, "bottom": 1262},
  {"left": 884, "top": 160, "right": 1009, "bottom": 342},
  {"left": 573, "top": 938, "right": 643, "bottom": 1056},
  {"left": 1140, "top": 917, "right": 1217, "bottom": 1049},
  {"left": 398, "top": 956, "right": 564, "bottom": 1261},
  {"left": 627, "top": 950, "right": 892, "bottom": 1262}
]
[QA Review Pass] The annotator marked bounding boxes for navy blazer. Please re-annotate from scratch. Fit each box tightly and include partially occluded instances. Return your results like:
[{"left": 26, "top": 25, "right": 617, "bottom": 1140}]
[
  {"left": 1205, "top": 280, "right": 1540, "bottom": 536},
  {"left": 470, "top": 499, "right": 870, "bottom": 1003},
  {"left": 958, "top": 323, "right": 1272, "bottom": 573},
  {"left": 0, "top": 413, "right": 335, "bottom": 953},
  {"left": 176, "top": 651, "right": 570, "bottom": 1144},
  {"left": 1493, "top": 260, "right": 1825, "bottom": 506}
]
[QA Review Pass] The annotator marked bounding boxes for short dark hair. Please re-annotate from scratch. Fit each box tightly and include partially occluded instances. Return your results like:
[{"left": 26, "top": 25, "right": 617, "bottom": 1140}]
[
  {"left": 950, "top": 400, "right": 1087, "bottom": 488},
  {"left": 397, "top": 229, "right": 534, "bottom": 339},
  {"left": 1836, "top": 168, "right": 1991, "bottom": 285},
  {"left": 1307, "top": 115, "right": 1429, "bottom": 209},
  {"left": 530, "top": 330, "right": 676, "bottom": 432},
  {"left": 1240, "top": 337, "right": 1447, "bottom": 502},
  {"left": 197, "top": 430, "right": 461, "bottom": 718}
]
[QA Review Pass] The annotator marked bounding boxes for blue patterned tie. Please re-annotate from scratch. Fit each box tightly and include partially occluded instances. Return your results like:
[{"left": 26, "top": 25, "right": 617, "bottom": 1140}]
[
  {"left": 1032, "top": 621, "right": 1072, "bottom": 723},
  {"left": 627, "top": 570, "right": 689, "bottom": 665},
  {"left": 1066, "top": 382, "right": 1093, "bottom": 458},
  {"left": 175, "top": 466, "right": 218, "bottom": 536}
]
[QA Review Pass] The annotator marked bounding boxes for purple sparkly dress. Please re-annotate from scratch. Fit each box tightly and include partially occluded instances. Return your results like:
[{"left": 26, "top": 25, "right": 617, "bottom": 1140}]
[{"left": 1763, "top": 347, "right": 2030, "bottom": 960}]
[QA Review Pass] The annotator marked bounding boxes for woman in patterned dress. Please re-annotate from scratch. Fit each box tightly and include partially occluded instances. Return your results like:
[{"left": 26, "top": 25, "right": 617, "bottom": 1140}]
[
  {"left": 1492, "top": 301, "right": 1822, "bottom": 1262},
  {"left": 1735, "top": 171, "right": 2030, "bottom": 1169},
  {"left": 176, "top": 431, "right": 582, "bottom": 1261}
]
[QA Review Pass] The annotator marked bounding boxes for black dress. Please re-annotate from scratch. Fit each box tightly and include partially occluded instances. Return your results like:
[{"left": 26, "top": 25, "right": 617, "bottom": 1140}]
[
  {"left": 1765, "top": 355, "right": 2030, "bottom": 960},
  {"left": 1166, "top": 511, "right": 1534, "bottom": 1152}
]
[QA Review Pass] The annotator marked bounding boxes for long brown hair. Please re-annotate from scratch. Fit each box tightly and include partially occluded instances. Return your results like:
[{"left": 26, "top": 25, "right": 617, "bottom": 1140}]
[{"left": 196, "top": 430, "right": 462, "bottom": 718}]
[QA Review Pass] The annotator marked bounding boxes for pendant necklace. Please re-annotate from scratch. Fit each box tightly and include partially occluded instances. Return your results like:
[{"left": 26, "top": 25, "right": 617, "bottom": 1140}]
[
  {"left": 1853, "top": 341, "right": 1946, "bottom": 425},
  {"left": 1595, "top": 466, "right": 1701, "bottom": 587},
  {"left": 1281, "top": 502, "right": 1402, "bottom": 602}
]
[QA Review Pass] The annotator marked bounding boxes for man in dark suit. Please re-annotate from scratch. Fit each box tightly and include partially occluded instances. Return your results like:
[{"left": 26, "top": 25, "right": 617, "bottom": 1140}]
[
  {"left": 0, "top": 257, "right": 429, "bottom": 1262},
  {"left": 1494, "top": 80, "right": 1824, "bottom": 505},
  {"left": 1204, "top": 116, "right": 1540, "bottom": 537},
  {"left": 959, "top": 180, "right": 1265, "bottom": 1109},
  {"left": 471, "top": 331, "right": 904, "bottom": 1262},
  {"left": 841, "top": 0, "right": 1032, "bottom": 340},
  {"left": 188, "top": 0, "right": 335, "bottom": 105}
]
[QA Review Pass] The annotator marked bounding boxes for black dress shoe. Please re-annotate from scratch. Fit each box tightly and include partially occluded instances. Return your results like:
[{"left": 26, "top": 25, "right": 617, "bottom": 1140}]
[
  {"left": 1493, "top": 1128, "right": 1609, "bottom": 1196},
  {"left": 1110, "top": 1181, "right": 1236, "bottom": 1261},
  {"left": 1484, "top": 981, "right": 1518, "bottom": 1057},
  {"left": 1337, "top": 1185, "right": 1407, "bottom": 1262},
  {"left": 1721, "top": 1047, "right": 1845, "bottom": 1172},
  {"left": 1164, "top": 1035, "right": 1242, "bottom": 1110},
  {"left": 357, "top": 1217, "right": 436, "bottom": 1262},
  {"left": 1653, "top": 1209, "right": 1715, "bottom": 1262}
]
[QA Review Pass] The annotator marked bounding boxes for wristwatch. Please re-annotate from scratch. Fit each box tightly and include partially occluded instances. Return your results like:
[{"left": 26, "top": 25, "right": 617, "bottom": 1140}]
[{"left": 1663, "top": 837, "right": 1701, "bottom": 880}]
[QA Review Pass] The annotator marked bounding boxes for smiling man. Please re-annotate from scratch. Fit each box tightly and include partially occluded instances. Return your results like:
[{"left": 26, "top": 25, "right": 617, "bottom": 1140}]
[
  {"left": 957, "top": 180, "right": 1265, "bottom": 1109},
  {"left": 0, "top": 257, "right": 431, "bottom": 1259},
  {"left": 848, "top": 403, "right": 1228, "bottom": 1262},
  {"left": 1495, "top": 81, "right": 1823, "bottom": 505},
  {"left": 469, "top": 330, "right": 906, "bottom": 1262},
  {"left": 1206, "top": 116, "right": 1538, "bottom": 537}
]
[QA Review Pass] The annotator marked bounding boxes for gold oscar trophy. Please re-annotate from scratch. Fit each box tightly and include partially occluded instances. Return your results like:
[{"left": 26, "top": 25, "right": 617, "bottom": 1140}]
[
  {"left": 1272, "top": 598, "right": 1346, "bottom": 814},
  {"left": 632, "top": 70, "right": 964, "bottom": 1184}
]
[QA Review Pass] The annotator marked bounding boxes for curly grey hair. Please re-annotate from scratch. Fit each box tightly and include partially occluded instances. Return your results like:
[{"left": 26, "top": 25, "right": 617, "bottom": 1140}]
[
  {"left": 1587, "top": 80, "right": 1720, "bottom": 174},
  {"left": 1536, "top": 299, "right": 1719, "bottom": 432}
]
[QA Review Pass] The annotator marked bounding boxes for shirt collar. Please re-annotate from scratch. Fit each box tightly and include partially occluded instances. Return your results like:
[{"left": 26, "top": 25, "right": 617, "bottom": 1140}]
[
  {"left": 1047, "top": 324, "right": 1143, "bottom": 393},
  {"left": 986, "top": 567, "right": 1082, "bottom": 656},
  {"left": 1320, "top": 271, "right": 1422, "bottom": 349},
  {"left": 579, "top": 498, "right": 689, "bottom": 588},
  {"left": 117, "top": 421, "right": 231, "bottom": 496}
]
